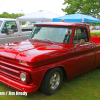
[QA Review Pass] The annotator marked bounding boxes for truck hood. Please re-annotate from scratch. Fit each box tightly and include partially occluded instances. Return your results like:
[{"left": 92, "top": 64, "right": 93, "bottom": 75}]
[{"left": 0, "top": 40, "right": 69, "bottom": 66}]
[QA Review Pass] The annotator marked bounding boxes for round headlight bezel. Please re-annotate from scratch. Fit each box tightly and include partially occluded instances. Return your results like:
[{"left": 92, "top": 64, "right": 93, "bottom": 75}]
[
  {"left": 20, "top": 73, "right": 26, "bottom": 82},
  {"left": 19, "top": 71, "right": 31, "bottom": 84}
]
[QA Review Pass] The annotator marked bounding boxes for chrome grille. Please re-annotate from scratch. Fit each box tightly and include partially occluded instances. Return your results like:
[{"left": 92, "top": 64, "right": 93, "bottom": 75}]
[{"left": 0, "top": 56, "right": 20, "bottom": 81}]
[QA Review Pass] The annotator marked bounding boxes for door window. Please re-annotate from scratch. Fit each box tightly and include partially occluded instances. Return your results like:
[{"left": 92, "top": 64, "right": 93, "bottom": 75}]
[
  {"left": 73, "top": 28, "right": 89, "bottom": 44},
  {"left": 1, "top": 21, "right": 18, "bottom": 34}
]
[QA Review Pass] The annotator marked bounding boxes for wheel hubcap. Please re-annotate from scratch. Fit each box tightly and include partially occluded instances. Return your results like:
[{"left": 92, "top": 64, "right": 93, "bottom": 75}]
[{"left": 50, "top": 72, "right": 60, "bottom": 90}]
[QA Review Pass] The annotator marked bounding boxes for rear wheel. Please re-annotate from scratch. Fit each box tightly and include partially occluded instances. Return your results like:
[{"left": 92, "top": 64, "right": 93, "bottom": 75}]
[{"left": 40, "top": 67, "right": 63, "bottom": 95}]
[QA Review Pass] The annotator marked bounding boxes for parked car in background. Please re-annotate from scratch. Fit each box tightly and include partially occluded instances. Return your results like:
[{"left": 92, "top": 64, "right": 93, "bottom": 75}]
[
  {"left": 0, "top": 18, "right": 32, "bottom": 44},
  {"left": 21, "top": 22, "right": 34, "bottom": 29},
  {"left": 93, "top": 26, "right": 100, "bottom": 30}
]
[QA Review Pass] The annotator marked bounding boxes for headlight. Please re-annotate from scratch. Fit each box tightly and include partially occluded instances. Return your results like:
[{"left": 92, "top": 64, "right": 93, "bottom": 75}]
[
  {"left": 20, "top": 71, "right": 31, "bottom": 84},
  {"left": 20, "top": 73, "right": 26, "bottom": 82}
]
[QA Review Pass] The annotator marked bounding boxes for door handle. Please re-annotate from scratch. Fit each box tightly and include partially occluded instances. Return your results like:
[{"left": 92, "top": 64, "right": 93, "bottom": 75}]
[
  {"left": 19, "top": 35, "right": 22, "bottom": 36},
  {"left": 16, "top": 34, "right": 22, "bottom": 36}
]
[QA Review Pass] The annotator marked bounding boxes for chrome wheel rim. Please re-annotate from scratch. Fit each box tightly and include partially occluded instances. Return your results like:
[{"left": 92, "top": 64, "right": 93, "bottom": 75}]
[{"left": 50, "top": 72, "right": 60, "bottom": 90}]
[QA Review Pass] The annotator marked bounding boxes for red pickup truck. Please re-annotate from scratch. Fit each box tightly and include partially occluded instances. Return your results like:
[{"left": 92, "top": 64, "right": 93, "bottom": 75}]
[{"left": 0, "top": 22, "right": 99, "bottom": 95}]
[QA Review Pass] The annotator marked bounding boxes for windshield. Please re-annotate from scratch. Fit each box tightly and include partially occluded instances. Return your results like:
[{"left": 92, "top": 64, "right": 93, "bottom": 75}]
[
  {"left": 29, "top": 26, "right": 72, "bottom": 43},
  {"left": 0, "top": 21, "right": 2, "bottom": 27}
]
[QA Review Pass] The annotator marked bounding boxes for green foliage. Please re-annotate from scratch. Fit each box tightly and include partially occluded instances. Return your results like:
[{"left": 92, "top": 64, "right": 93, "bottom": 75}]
[
  {"left": 19, "top": 21, "right": 26, "bottom": 25},
  {"left": 0, "top": 12, "right": 24, "bottom": 19},
  {"left": 91, "top": 32, "right": 100, "bottom": 36},
  {"left": 62, "top": 0, "right": 100, "bottom": 18}
]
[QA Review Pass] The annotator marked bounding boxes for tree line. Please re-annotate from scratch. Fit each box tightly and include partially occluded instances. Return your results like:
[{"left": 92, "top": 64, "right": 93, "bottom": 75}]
[{"left": 0, "top": 12, "right": 24, "bottom": 19}]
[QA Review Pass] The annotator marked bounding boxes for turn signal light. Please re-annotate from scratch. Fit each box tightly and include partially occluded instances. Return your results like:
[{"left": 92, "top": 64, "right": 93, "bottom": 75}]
[{"left": 19, "top": 60, "right": 27, "bottom": 65}]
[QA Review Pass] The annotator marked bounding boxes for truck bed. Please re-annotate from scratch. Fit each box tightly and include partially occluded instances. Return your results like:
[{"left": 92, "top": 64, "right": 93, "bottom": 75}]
[{"left": 91, "top": 36, "right": 100, "bottom": 43}]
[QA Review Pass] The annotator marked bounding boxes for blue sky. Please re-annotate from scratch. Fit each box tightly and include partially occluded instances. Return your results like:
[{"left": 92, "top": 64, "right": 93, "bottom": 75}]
[{"left": 0, "top": 0, "right": 67, "bottom": 16}]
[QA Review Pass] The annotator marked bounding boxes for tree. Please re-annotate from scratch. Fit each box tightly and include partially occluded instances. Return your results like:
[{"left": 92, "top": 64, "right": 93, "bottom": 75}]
[
  {"left": 62, "top": 0, "right": 100, "bottom": 19},
  {"left": 0, "top": 12, "right": 24, "bottom": 19}
]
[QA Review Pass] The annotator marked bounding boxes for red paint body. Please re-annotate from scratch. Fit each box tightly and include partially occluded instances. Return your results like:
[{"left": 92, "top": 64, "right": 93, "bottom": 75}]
[{"left": 0, "top": 22, "right": 100, "bottom": 93}]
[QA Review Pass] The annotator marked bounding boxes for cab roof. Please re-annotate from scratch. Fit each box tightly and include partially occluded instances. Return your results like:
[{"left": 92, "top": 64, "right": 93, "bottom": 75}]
[{"left": 35, "top": 22, "right": 89, "bottom": 27}]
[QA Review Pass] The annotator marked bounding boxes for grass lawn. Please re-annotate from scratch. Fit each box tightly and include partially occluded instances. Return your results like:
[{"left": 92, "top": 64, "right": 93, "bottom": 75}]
[
  {"left": 90, "top": 31, "right": 100, "bottom": 36},
  {"left": 0, "top": 67, "right": 100, "bottom": 100}
]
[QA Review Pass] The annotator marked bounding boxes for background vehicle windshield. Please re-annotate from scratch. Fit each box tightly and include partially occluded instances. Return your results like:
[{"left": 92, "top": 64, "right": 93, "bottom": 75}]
[
  {"left": 0, "top": 21, "right": 2, "bottom": 27},
  {"left": 30, "top": 26, "right": 72, "bottom": 43}
]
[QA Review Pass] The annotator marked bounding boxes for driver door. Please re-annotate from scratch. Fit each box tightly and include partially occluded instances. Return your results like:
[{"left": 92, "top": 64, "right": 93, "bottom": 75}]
[{"left": 73, "top": 28, "right": 95, "bottom": 76}]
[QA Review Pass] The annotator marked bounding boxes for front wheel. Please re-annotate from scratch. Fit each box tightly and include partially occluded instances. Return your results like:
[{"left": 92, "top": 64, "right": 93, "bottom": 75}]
[{"left": 40, "top": 67, "right": 63, "bottom": 95}]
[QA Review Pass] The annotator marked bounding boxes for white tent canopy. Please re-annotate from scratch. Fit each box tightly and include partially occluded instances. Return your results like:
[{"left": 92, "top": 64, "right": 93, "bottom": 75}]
[{"left": 17, "top": 10, "right": 60, "bottom": 22}]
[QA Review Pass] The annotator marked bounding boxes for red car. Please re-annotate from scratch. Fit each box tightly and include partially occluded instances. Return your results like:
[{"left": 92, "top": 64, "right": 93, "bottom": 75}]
[{"left": 0, "top": 22, "right": 99, "bottom": 95}]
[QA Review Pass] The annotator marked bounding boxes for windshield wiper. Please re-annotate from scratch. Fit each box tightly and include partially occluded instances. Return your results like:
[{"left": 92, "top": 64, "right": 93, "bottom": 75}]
[{"left": 44, "top": 39, "right": 55, "bottom": 44}]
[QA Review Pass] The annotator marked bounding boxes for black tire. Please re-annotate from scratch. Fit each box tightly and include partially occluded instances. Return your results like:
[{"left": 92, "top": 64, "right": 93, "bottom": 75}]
[{"left": 40, "top": 67, "right": 63, "bottom": 95}]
